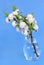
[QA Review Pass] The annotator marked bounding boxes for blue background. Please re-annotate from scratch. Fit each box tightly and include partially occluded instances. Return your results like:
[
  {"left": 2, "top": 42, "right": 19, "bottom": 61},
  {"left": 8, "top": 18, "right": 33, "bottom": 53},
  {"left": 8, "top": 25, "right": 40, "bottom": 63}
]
[{"left": 0, "top": 0, "right": 44, "bottom": 65}]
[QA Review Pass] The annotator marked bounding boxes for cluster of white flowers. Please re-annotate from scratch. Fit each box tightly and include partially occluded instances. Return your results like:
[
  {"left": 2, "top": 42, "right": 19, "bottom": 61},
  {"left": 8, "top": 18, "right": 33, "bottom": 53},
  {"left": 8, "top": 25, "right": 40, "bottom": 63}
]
[
  {"left": 19, "top": 20, "right": 29, "bottom": 36},
  {"left": 26, "top": 14, "right": 38, "bottom": 31},
  {"left": 5, "top": 8, "right": 39, "bottom": 38},
  {"left": 5, "top": 6, "right": 40, "bottom": 59},
  {"left": 6, "top": 9, "right": 19, "bottom": 23}
]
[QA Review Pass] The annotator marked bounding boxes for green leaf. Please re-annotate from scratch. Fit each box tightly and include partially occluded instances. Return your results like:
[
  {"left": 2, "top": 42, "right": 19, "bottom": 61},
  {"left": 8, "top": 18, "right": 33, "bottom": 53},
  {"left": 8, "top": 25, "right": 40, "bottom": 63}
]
[
  {"left": 29, "top": 22, "right": 35, "bottom": 31},
  {"left": 22, "top": 16, "right": 30, "bottom": 26},
  {"left": 12, "top": 6, "right": 17, "bottom": 11},
  {"left": 4, "top": 11, "right": 9, "bottom": 17},
  {"left": 22, "top": 16, "right": 26, "bottom": 22},
  {"left": 16, "top": 15, "right": 20, "bottom": 21},
  {"left": 31, "top": 22, "right": 35, "bottom": 27}
]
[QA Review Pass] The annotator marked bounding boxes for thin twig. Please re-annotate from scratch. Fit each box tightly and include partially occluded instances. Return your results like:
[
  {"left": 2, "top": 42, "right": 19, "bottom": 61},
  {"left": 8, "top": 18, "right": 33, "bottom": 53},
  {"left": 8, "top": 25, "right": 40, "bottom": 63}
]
[{"left": 30, "top": 32, "right": 39, "bottom": 57}]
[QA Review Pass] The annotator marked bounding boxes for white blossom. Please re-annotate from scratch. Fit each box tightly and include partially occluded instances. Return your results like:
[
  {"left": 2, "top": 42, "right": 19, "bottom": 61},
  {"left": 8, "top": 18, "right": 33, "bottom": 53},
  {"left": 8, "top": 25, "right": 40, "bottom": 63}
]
[
  {"left": 24, "top": 25, "right": 29, "bottom": 36},
  {"left": 19, "top": 20, "right": 26, "bottom": 29},
  {"left": 23, "top": 30, "right": 28, "bottom": 36},
  {"left": 26, "top": 14, "right": 33, "bottom": 19},
  {"left": 12, "top": 9, "right": 19, "bottom": 16},
  {"left": 26, "top": 14, "right": 35, "bottom": 24},
  {"left": 8, "top": 13, "right": 13, "bottom": 20},
  {"left": 25, "top": 26, "right": 28, "bottom": 31},
  {"left": 20, "top": 22, "right": 29, "bottom": 36},
  {"left": 6, "top": 17, "right": 10, "bottom": 23},
  {"left": 12, "top": 21, "right": 16, "bottom": 27},
  {"left": 23, "top": 26, "right": 29, "bottom": 35}
]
